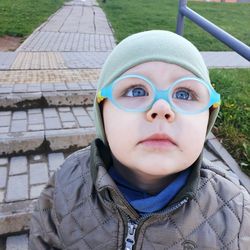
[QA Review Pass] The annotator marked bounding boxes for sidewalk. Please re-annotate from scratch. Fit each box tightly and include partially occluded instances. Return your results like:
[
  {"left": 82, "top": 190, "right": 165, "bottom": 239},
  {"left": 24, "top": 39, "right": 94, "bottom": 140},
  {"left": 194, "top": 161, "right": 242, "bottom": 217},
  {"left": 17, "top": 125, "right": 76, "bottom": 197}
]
[
  {"left": 0, "top": 0, "right": 115, "bottom": 72},
  {"left": 0, "top": 0, "right": 249, "bottom": 248},
  {"left": 201, "top": 51, "right": 250, "bottom": 68}
]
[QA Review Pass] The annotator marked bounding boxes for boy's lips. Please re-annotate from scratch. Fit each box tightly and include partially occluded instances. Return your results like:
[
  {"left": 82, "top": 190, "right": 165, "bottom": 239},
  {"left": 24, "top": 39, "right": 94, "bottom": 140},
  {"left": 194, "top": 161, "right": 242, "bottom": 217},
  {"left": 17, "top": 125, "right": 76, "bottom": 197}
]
[{"left": 138, "top": 133, "right": 177, "bottom": 147}]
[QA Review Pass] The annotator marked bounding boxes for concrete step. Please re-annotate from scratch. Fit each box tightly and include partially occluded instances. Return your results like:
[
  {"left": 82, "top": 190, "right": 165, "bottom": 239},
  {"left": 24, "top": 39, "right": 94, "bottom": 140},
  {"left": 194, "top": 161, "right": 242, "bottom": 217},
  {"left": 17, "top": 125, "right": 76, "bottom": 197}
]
[
  {"left": 1, "top": 233, "right": 28, "bottom": 250},
  {"left": 0, "top": 106, "right": 95, "bottom": 155},
  {"left": 0, "top": 150, "right": 75, "bottom": 235},
  {"left": 0, "top": 81, "right": 96, "bottom": 110}
]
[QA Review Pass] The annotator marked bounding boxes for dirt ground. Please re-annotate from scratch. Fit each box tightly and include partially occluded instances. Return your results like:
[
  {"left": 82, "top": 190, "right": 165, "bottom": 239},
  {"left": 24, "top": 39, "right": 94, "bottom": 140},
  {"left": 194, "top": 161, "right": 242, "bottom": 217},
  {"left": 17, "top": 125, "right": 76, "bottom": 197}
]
[{"left": 0, "top": 36, "right": 23, "bottom": 51}]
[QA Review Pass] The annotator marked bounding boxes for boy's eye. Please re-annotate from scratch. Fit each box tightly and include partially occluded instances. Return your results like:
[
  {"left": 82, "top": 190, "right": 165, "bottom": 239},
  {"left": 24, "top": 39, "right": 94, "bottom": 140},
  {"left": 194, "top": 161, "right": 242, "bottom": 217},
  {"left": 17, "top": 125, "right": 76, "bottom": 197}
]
[
  {"left": 173, "top": 88, "right": 197, "bottom": 101},
  {"left": 124, "top": 86, "right": 149, "bottom": 97}
]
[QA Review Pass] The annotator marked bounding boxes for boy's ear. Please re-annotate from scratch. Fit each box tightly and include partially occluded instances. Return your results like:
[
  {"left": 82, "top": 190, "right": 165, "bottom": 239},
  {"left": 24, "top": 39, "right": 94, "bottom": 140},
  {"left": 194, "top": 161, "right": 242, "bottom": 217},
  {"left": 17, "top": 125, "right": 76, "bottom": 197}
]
[{"left": 206, "top": 106, "right": 219, "bottom": 136}]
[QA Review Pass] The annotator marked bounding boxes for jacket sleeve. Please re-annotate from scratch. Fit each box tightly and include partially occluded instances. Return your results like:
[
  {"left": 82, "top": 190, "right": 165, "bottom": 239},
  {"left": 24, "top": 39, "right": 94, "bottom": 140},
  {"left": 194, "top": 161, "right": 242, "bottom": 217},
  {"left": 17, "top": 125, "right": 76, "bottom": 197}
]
[
  {"left": 239, "top": 187, "right": 250, "bottom": 248},
  {"left": 29, "top": 174, "right": 63, "bottom": 250}
]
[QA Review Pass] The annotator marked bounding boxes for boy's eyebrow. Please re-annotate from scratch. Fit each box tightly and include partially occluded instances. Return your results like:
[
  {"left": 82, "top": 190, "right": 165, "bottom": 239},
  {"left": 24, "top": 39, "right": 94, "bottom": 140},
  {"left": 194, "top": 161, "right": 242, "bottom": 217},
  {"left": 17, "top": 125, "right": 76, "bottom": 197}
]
[
  {"left": 167, "top": 75, "right": 196, "bottom": 83},
  {"left": 123, "top": 73, "right": 196, "bottom": 85},
  {"left": 119, "top": 72, "right": 200, "bottom": 91}
]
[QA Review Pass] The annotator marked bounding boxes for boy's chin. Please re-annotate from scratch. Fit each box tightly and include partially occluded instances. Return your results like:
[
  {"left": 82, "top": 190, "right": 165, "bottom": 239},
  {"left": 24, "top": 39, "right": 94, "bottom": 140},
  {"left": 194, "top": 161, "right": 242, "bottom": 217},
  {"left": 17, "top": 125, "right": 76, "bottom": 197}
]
[
  {"left": 135, "top": 146, "right": 202, "bottom": 171},
  {"left": 134, "top": 160, "right": 188, "bottom": 177}
]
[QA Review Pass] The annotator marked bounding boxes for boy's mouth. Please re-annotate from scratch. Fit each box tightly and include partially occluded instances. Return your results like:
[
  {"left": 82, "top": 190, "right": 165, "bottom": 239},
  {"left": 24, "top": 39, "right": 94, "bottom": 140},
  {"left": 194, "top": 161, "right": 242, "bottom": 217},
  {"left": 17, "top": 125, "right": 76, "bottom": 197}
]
[{"left": 138, "top": 133, "right": 177, "bottom": 147}]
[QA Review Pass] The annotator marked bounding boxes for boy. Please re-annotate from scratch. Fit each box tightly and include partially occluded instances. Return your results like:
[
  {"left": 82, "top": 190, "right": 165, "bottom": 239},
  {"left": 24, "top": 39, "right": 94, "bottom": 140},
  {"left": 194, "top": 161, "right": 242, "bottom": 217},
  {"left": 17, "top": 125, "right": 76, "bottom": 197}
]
[{"left": 29, "top": 30, "right": 250, "bottom": 249}]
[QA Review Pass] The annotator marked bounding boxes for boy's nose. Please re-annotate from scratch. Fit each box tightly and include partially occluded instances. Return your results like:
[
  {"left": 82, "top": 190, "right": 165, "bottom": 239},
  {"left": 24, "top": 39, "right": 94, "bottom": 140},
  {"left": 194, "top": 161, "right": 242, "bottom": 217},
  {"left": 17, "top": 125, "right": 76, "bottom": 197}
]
[{"left": 146, "top": 99, "right": 175, "bottom": 122}]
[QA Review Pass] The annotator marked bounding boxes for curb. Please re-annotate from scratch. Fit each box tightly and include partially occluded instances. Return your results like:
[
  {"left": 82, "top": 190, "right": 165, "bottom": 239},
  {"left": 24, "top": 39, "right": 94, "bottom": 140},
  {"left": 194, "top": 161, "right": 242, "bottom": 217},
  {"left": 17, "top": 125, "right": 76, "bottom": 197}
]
[
  {"left": 0, "top": 89, "right": 95, "bottom": 110},
  {"left": 0, "top": 128, "right": 96, "bottom": 155},
  {"left": 207, "top": 133, "right": 250, "bottom": 193},
  {"left": 0, "top": 200, "right": 35, "bottom": 235}
]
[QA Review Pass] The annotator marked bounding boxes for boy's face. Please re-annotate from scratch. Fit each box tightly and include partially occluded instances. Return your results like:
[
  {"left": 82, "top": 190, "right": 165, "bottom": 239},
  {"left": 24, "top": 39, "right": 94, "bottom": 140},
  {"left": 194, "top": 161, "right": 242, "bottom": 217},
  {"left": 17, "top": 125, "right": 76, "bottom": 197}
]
[{"left": 103, "top": 61, "right": 209, "bottom": 178}]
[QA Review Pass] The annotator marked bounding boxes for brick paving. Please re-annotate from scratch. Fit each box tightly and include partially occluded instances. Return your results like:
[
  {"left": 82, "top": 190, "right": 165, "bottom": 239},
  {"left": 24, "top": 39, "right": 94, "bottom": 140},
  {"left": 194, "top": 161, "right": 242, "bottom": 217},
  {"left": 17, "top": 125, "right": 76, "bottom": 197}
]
[
  {"left": 6, "top": 234, "right": 28, "bottom": 250},
  {"left": 35, "top": 4, "right": 112, "bottom": 35},
  {"left": 0, "top": 52, "right": 17, "bottom": 70},
  {"left": 62, "top": 51, "right": 112, "bottom": 68},
  {"left": 8, "top": 51, "right": 111, "bottom": 70},
  {"left": 0, "top": 152, "right": 65, "bottom": 203},
  {"left": 0, "top": 69, "right": 100, "bottom": 84},
  {"left": 19, "top": 32, "right": 115, "bottom": 52},
  {"left": 0, "top": 107, "right": 94, "bottom": 133},
  {"left": 11, "top": 52, "right": 66, "bottom": 70}
]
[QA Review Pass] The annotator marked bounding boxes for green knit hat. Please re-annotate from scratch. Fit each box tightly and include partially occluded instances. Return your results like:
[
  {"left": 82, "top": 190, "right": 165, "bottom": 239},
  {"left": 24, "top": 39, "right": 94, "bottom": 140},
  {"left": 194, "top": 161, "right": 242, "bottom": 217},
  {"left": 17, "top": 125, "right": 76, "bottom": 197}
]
[{"left": 94, "top": 30, "right": 219, "bottom": 144}]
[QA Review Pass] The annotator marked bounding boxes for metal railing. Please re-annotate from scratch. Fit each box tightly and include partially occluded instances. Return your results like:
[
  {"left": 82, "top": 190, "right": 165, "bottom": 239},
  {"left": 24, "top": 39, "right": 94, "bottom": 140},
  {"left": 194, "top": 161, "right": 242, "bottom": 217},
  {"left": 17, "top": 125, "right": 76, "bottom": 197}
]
[{"left": 176, "top": 0, "right": 250, "bottom": 61}]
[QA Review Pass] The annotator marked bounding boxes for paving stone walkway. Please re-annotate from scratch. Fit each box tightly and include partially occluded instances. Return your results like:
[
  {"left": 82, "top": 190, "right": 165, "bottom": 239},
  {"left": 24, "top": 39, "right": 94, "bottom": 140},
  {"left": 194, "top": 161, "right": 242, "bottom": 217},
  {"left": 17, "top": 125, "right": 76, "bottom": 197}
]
[{"left": 0, "top": 0, "right": 114, "bottom": 71}]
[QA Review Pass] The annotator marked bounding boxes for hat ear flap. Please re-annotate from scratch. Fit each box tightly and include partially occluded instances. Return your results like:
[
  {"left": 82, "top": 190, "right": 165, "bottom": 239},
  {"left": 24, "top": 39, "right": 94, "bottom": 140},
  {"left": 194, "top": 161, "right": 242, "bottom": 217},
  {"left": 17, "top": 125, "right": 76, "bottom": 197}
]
[{"left": 207, "top": 106, "right": 220, "bottom": 136}]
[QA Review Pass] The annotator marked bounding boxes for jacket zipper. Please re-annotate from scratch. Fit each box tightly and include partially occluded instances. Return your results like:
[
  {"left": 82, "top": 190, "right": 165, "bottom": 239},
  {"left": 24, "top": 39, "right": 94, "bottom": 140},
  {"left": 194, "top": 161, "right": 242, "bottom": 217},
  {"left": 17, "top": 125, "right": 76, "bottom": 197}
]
[
  {"left": 99, "top": 170, "right": 190, "bottom": 249},
  {"left": 122, "top": 197, "right": 189, "bottom": 250},
  {"left": 124, "top": 220, "right": 138, "bottom": 250}
]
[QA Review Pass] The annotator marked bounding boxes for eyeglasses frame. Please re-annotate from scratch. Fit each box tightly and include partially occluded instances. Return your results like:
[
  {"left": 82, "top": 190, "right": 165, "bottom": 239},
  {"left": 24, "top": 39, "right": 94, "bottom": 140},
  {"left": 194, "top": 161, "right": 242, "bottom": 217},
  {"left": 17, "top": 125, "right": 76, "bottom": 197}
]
[{"left": 97, "top": 74, "right": 221, "bottom": 115}]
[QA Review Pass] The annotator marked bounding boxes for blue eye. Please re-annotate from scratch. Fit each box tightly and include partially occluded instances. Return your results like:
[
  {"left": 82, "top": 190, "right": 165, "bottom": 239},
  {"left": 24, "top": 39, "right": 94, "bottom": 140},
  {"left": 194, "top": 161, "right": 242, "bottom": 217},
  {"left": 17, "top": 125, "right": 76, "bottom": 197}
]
[
  {"left": 175, "top": 90, "right": 190, "bottom": 100},
  {"left": 173, "top": 89, "right": 193, "bottom": 100},
  {"left": 126, "top": 87, "right": 148, "bottom": 97}
]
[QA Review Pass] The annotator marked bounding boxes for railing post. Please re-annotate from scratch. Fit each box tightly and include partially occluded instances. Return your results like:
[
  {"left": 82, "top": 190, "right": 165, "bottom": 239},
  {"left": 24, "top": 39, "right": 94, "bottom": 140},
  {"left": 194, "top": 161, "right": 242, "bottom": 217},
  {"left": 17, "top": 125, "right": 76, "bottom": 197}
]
[
  {"left": 176, "top": 0, "right": 187, "bottom": 36},
  {"left": 181, "top": 6, "right": 250, "bottom": 60},
  {"left": 175, "top": 0, "right": 250, "bottom": 61}
]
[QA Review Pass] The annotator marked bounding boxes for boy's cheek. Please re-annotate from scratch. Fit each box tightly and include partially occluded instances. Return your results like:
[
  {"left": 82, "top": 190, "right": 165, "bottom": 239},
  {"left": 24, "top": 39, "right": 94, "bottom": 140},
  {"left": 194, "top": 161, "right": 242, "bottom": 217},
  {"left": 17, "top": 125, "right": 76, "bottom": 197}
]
[{"left": 103, "top": 102, "right": 138, "bottom": 138}]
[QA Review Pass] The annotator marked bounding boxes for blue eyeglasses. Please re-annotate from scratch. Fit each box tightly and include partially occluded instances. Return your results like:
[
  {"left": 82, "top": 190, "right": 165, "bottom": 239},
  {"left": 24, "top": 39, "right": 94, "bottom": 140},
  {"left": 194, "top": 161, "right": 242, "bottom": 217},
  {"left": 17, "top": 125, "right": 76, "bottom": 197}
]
[{"left": 97, "top": 74, "right": 221, "bottom": 115}]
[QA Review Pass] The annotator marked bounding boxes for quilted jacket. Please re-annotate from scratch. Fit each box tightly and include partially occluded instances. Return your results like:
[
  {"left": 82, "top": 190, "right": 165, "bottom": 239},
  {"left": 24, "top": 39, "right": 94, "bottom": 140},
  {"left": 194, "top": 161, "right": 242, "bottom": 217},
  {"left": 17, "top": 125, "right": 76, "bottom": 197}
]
[{"left": 29, "top": 139, "right": 250, "bottom": 250}]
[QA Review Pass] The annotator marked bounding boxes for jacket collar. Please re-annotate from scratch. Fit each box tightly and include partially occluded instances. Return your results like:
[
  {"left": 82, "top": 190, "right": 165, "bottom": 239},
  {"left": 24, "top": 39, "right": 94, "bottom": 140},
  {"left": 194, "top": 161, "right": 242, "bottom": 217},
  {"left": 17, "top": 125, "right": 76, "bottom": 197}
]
[
  {"left": 90, "top": 138, "right": 112, "bottom": 183},
  {"left": 168, "top": 153, "right": 202, "bottom": 205}
]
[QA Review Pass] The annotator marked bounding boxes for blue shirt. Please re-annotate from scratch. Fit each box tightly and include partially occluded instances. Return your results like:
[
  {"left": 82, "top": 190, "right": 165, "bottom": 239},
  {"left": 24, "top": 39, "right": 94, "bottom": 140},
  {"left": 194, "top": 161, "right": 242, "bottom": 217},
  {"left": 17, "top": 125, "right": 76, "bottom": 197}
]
[{"left": 109, "top": 167, "right": 190, "bottom": 215}]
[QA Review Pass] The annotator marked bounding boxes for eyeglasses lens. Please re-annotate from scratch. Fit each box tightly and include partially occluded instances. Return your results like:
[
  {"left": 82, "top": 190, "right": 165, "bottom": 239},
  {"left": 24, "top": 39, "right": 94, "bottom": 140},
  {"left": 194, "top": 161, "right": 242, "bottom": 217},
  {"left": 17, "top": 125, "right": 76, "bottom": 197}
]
[
  {"left": 170, "top": 79, "right": 210, "bottom": 113},
  {"left": 112, "top": 77, "right": 154, "bottom": 110}
]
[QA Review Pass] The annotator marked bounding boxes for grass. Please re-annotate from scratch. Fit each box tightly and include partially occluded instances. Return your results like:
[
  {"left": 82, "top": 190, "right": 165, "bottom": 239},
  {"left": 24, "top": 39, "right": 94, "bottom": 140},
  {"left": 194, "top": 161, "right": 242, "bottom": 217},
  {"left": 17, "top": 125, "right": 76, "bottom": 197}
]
[
  {"left": 99, "top": 0, "right": 250, "bottom": 175},
  {"left": 0, "top": 0, "right": 65, "bottom": 37},
  {"left": 210, "top": 69, "right": 250, "bottom": 176},
  {"left": 98, "top": 0, "right": 250, "bottom": 51}
]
